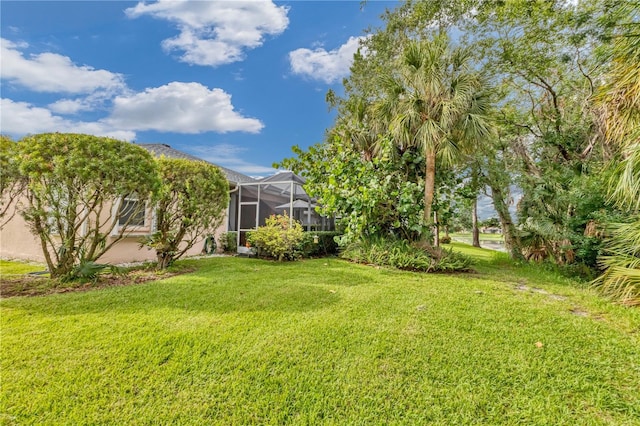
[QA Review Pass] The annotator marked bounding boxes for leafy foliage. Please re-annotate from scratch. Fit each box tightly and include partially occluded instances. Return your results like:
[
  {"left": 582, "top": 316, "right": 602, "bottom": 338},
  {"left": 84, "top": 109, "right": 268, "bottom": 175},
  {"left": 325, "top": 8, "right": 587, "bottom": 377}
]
[
  {"left": 14, "top": 133, "right": 160, "bottom": 278},
  {"left": 278, "top": 139, "right": 427, "bottom": 245},
  {"left": 593, "top": 1, "right": 640, "bottom": 304},
  {"left": 299, "top": 231, "right": 341, "bottom": 257},
  {"left": 594, "top": 221, "right": 640, "bottom": 306},
  {"left": 219, "top": 232, "right": 238, "bottom": 253},
  {"left": 341, "top": 236, "right": 472, "bottom": 272},
  {"left": 142, "top": 157, "right": 229, "bottom": 269},
  {"left": 62, "top": 260, "right": 120, "bottom": 283},
  {"left": 276, "top": 0, "right": 638, "bottom": 286},
  {"left": 0, "top": 135, "right": 23, "bottom": 226},
  {"left": 439, "top": 235, "right": 452, "bottom": 244},
  {"left": 375, "top": 35, "right": 492, "bottom": 230},
  {"left": 247, "top": 213, "right": 305, "bottom": 261}
]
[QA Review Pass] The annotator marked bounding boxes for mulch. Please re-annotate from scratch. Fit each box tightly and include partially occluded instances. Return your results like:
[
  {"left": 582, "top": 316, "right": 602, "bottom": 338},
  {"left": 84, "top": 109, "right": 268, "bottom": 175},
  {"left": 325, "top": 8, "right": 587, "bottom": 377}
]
[{"left": 0, "top": 267, "right": 194, "bottom": 298}]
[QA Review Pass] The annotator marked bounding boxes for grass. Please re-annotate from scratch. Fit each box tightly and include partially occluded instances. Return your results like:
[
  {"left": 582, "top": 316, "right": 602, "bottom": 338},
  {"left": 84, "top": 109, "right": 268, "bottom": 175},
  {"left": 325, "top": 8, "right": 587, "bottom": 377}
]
[
  {"left": 1, "top": 251, "right": 639, "bottom": 424},
  {"left": 0, "top": 259, "right": 46, "bottom": 277}
]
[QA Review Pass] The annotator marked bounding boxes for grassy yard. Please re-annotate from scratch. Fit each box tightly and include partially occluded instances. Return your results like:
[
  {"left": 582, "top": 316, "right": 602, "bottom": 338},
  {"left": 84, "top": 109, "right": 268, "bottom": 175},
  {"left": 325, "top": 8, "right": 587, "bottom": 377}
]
[
  {"left": 0, "top": 259, "right": 46, "bottom": 277},
  {"left": 1, "top": 248, "right": 639, "bottom": 424}
]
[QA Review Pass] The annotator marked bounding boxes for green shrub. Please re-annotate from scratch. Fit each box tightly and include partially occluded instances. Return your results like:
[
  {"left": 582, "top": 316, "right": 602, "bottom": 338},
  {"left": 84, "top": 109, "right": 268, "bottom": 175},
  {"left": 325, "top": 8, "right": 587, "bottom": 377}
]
[
  {"left": 219, "top": 232, "right": 237, "bottom": 253},
  {"left": 247, "top": 214, "right": 304, "bottom": 261},
  {"left": 439, "top": 236, "right": 452, "bottom": 244},
  {"left": 299, "top": 231, "right": 341, "bottom": 257},
  {"left": 341, "top": 237, "right": 472, "bottom": 272},
  {"left": 61, "top": 260, "right": 121, "bottom": 283}
]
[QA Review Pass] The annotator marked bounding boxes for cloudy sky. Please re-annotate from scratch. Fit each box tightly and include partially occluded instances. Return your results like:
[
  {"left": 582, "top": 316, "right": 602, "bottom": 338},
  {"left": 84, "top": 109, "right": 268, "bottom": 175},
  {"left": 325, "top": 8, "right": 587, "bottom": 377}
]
[{"left": 1, "top": 0, "right": 395, "bottom": 175}]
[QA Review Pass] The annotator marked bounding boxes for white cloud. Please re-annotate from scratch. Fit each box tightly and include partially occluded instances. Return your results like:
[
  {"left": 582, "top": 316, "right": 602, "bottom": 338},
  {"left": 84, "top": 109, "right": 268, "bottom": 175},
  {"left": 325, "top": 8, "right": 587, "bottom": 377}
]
[
  {"left": 190, "top": 144, "right": 275, "bottom": 175},
  {"left": 48, "top": 89, "right": 121, "bottom": 115},
  {"left": 107, "top": 82, "right": 264, "bottom": 134},
  {"left": 48, "top": 98, "right": 90, "bottom": 115},
  {"left": 125, "top": 0, "right": 289, "bottom": 67},
  {"left": 289, "top": 35, "right": 368, "bottom": 84},
  {"left": 0, "top": 38, "right": 126, "bottom": 94},
  {"left": 0, "top": 98, "right": 136, "bottom": 140}
]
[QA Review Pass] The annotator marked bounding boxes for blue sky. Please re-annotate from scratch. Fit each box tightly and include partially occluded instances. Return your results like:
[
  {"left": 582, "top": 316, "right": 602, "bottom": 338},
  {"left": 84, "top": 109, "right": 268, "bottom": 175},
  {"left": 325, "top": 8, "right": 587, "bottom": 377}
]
[{"left": 1, "top": 0, "right": 396, "bottom": 176}]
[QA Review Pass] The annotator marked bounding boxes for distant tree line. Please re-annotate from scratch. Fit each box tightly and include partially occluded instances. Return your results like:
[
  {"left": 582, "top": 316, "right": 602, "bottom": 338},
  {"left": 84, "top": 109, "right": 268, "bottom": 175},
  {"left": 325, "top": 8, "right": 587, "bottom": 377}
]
[{"left": 278, "top": 0, "right": 639, "bottom": 304}]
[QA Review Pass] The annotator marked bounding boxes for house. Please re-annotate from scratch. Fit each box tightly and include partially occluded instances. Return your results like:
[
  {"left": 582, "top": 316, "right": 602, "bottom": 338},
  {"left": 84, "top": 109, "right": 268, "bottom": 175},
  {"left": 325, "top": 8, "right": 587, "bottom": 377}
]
[
  {"left": 0, "top": 143, "right": 333, "bottom": 264},
  {"left": 234, "top": 171, "right": 335, "bottom": 252},
  {"left": 0, "top": 144, "right": 253, "bottom": 264}
]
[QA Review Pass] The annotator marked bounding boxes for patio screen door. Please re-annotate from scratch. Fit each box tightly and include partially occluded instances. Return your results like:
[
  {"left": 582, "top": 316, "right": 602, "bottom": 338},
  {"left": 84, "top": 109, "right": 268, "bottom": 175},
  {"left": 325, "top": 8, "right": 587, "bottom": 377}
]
[{"left": 237, "top": 184, "right": 260, "bottom": 249}]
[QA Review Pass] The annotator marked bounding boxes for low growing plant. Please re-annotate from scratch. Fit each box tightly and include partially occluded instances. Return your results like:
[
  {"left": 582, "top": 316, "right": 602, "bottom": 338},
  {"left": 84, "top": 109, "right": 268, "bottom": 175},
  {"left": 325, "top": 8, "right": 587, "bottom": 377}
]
[
  {"left": 341, "top": 236, "right": 472, "bottom": 272},
  {"left": 299, "top": 231, "right": 341, "bottom": 257},
  {"left": 61, "top": 260, "right": 122, "bottom": 283},
  {"left": 247, "top": 213, "right": 304, "bottom": 261},
  {"left": 219, "top": 232, "right": 238, "bottom": 253},
  {"left": 439, "top": 236, "right": 452, "bottom": 244}
]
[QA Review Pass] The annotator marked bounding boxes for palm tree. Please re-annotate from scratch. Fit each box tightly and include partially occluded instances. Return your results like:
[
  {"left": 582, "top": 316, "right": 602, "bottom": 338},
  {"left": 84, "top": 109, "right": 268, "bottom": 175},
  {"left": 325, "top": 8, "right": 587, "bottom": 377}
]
[
  {"left": 375, "top": 35, "right": 491, "bottom": 242},
  {"left": 593, "top": 1, "right": 640, "bottom": 305},
  {"left": 332, "top": 96, "right": 384, "bottom": 162}
]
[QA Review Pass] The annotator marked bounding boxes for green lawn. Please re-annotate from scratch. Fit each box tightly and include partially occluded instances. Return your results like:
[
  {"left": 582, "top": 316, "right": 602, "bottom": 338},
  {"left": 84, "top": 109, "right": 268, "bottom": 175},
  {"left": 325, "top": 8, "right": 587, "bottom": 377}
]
[
  {"left": 1, "top": 250, "right": 639, "bottom": 424},
  {"left": 0, "top": 259, "right": 46, "bottom": 277}
]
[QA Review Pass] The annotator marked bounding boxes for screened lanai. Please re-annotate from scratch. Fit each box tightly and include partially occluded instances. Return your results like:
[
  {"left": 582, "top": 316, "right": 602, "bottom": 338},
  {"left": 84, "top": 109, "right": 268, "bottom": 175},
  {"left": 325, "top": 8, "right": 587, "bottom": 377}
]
[{"left": 233, "top": 172, "right": 335, "bottom": 253}]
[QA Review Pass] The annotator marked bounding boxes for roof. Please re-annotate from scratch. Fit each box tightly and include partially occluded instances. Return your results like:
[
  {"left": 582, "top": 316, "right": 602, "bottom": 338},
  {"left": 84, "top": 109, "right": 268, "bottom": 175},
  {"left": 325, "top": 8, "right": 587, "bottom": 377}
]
[
  {"left": 137, "top": 143, "right": 255, "bottom": 184},
  {"left": 258, "top": 171, "right": 306, "bottom": 184}
]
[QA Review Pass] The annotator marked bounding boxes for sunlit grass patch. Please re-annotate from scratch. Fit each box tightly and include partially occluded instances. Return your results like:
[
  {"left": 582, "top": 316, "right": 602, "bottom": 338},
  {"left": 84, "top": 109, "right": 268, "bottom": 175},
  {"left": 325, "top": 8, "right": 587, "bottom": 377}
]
[{"left": 0, "top": 259, "right": 47, "bottom": 276}]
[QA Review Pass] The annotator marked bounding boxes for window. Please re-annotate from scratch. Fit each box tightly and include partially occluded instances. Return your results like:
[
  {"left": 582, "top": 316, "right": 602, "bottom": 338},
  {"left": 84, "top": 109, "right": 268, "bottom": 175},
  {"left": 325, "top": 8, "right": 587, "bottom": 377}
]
[{"left": 118, "top": 197, "right": 146, "bottom": 227}]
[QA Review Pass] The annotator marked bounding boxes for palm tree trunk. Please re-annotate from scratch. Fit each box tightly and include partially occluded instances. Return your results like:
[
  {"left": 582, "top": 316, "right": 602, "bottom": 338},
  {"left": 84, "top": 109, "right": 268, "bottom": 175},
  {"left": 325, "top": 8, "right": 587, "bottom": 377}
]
[
  {"left": 424, "top": 149, "right": 436, "bottom": 227},
  {"left": 472, "top": 197, "right": 480, "bottom": 248},
  {"left": 434, "top": 210, "right": 440, "bottom": 247}
]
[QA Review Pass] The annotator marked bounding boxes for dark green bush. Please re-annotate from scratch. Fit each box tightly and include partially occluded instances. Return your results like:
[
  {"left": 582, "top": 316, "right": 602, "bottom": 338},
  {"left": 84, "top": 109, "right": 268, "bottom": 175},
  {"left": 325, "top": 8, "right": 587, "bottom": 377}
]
[
  {"left": 300, "top": 231, "right": 341, "bottom": 257},
  {"left": 439, "top": 236, "right": 452, "bottom": 244},
  {"left": 219, "top": 232, "right": 237, "bottom": 253},
  {"left": 340, "top": 237, "right": 472, "bottom": 272}
]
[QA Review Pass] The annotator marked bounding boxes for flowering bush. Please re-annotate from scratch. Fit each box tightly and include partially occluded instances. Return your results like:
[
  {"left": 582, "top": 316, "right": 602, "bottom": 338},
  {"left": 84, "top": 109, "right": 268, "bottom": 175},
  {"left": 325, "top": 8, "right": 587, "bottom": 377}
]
[{"left": 247, "top": 213, "right": 304, "bottom": 261}]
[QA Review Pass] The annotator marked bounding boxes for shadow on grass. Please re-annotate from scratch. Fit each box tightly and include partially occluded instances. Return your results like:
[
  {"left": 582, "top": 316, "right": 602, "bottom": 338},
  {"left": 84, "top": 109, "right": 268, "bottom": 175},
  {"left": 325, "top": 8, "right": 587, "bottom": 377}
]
[
  {"left": 3, "top": 281, "right": 343, "bottom": 316},
  {"left": 0, "top": 257, "right": 380, "bottom": 316}
]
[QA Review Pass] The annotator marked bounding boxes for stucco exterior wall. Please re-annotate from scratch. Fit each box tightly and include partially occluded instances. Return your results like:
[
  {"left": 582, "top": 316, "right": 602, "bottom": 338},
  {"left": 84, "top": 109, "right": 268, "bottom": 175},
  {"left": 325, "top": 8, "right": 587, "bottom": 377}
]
[
  {"left": 0, "top": 196, "right": 230, "bottom": 265},
  {"left": 0, "top": 205, "right": 44, "bottom": 261}
]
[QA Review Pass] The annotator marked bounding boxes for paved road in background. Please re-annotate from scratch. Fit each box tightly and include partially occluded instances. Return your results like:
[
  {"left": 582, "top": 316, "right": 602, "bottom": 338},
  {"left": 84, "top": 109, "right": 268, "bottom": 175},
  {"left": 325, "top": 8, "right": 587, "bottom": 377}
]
[{"left": 452, "top": 238, "right": 507, "bottom": 252}]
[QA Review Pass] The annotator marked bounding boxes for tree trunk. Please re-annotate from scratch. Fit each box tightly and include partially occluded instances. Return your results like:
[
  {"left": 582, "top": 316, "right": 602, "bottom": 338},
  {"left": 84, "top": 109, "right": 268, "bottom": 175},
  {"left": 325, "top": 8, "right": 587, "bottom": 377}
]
[
  {"left": 157, "top": 252, "right": 173, "bottom": 270},
  {"left": 472, "top": 197, "right": 481, "bottom": 248},
  {"left": 488, "top": 182, "right": 524, "bottom": 261},
  {"left": 434, "top": 210, "right": 440, "bottom": 247},
  {"left": 423, "top": 149, "right": 437, "bottom": 244}
]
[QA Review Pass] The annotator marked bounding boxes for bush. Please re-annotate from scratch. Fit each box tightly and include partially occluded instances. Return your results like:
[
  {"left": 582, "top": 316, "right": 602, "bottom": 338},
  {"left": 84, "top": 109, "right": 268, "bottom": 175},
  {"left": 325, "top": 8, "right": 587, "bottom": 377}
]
[
  {"left": 61, "top": 260, "right": 121, "bottom": 283},
  {"left": 299, "top": 231, "right": 341, "bottom": 257},
  {"left": 219, "top": 232, "right": 238, "bottom": 253},
  {"left": 341, "top": 237, "right": 472, "bottom": 272},
  {"left": 14, "top": 133, "right": 160, "bottom": 278},
  {"left": 145, "top": 157, "right": 229, "bottom": 269},
  {"left": 439, "top": 236, "right": 452, "bottom": 244},
  {"left": 247, "top": 213, "right": 304, "bottom": 261}
]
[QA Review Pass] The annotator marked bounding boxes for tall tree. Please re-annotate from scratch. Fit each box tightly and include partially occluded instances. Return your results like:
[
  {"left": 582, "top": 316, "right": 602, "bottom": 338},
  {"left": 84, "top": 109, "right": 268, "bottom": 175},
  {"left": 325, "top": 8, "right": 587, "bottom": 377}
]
[
  {"left": 375, "top": 35, "right": 491, "bottom": 240},
  {"left": 330, "top": 96, "right": 382, "bottom": 162},
  {"left": 593, "top": 0, "right": 640, "bottom": 305}
]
